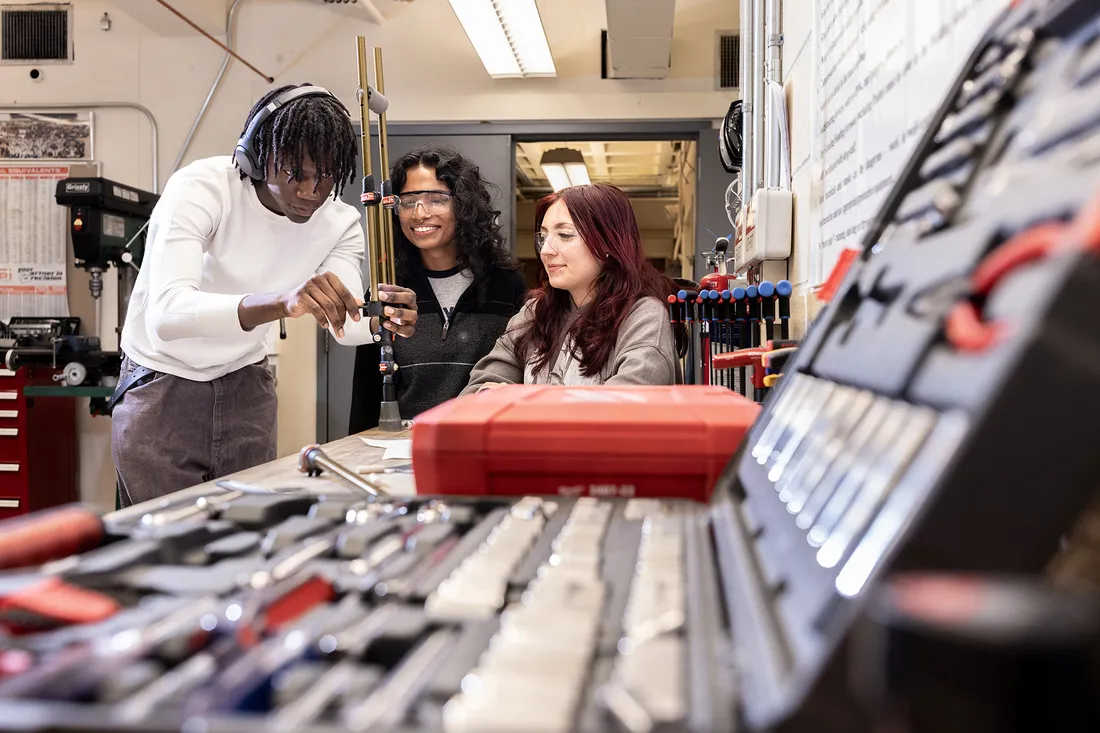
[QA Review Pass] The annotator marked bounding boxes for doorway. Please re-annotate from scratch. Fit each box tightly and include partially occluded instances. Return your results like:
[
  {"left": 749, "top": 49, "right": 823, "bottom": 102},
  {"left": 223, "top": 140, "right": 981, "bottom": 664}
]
[
  {"left": 513, "top": 139, "right": 698, "bottom": 286},
  {"left": 314, "top": 120, "right": 735, "bottom": 443}
]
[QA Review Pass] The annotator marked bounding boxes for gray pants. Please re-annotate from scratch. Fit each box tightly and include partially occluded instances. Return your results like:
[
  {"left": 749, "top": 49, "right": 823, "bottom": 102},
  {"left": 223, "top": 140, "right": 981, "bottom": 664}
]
[{"left": 111, "top": 355, "right": 278, "bottom": 508}]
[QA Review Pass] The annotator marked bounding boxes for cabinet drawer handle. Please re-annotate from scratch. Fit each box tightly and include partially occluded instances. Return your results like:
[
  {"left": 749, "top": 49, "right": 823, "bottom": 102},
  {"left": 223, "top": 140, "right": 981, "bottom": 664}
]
[
  {"left": 0, "top": 370, "right": 14, "bottom": 378},
  {"left": 0, "top": 410, "right": 16, "bottom": 419},
  {"left": 0, "top": 498, "right": 19, "bottom": 509},
  {"left": 0, "top": 463, "right": 19, "bottom": 473},
  {"left": 0, "top": 392, "right": 16, "bottom": 401},
  {"left": 0, "top": 428, "right": 17, "bottom": 437}
]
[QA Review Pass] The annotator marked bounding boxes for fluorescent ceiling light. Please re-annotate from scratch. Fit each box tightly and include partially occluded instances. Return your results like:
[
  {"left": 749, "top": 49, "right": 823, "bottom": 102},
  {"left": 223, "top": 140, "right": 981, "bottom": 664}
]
[
  {"left": 448, "top": 0, "right": 556, "bottom": 78},
  {"left": 540, "top": 148, "right": 590, "bottom": 191},
  {"left": 542, "top": 164, "right": 573, "bottom": 191}
]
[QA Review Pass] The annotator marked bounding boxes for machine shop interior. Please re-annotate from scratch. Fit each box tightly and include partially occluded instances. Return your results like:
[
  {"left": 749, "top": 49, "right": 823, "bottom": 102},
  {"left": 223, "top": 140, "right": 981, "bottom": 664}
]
[{"left": 0, "top": 1, "right": 1098, "bottom": 732}]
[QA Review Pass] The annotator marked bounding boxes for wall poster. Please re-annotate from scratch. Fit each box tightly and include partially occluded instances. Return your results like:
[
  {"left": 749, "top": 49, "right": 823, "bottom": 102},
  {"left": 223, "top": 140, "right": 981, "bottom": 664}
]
[
  {"left": 0, "top": 164, "right": 72, "bottom": 319},
  {"left": 0, "top": 111, "right": 93, "bottom": 161},
  {"left": 808, "top": 0, "right": 1006, "bottom": 285}
]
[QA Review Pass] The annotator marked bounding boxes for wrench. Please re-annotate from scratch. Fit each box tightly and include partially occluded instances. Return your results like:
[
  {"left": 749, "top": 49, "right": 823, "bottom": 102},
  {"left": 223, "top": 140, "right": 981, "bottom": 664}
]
[{"left": 298, "top": 444, "right": 392, "bottom": 500}]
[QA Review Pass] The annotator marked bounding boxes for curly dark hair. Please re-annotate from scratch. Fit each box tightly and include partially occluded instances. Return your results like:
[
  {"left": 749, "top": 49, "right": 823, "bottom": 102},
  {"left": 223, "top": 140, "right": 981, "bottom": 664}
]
[
  {"left": 390, "top": 145, "right": 518, "bottom": 304},
  {"left": 235, "top": 83, "right": 357, "bottom": 198}
]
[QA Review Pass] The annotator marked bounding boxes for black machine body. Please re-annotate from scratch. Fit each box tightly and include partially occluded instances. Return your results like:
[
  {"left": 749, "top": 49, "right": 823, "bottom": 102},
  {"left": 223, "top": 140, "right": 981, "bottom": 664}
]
[
  {"left": 0, "top": 317, "right": 119, "bottom": 388},
  {"left": 54, "top": 177, "right": 159, "bottom": 273}
]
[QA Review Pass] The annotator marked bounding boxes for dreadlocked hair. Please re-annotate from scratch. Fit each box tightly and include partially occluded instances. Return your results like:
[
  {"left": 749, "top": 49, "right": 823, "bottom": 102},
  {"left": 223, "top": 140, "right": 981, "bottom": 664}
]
[
  {"left": 390, "top": 144, "right": 519, "bottom": 305},
  {"left": 236, "top": 83, "right": 357, "bottom": 198}
]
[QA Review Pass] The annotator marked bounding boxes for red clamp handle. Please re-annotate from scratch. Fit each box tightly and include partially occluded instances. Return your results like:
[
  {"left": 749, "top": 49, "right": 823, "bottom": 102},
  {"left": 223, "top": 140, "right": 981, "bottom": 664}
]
[{"left": 712, "top": 347, "right": 768, "bottom": 369}]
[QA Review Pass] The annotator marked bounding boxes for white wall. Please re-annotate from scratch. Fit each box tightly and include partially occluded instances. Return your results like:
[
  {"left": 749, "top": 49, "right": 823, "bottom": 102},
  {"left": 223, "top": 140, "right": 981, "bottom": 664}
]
[
  {"left": 782, "top": 0, "right": 823, "bottom": 337},
  {"left": 778, "top": 0, "right": 1005, "bottom": 337},
  {"left": 0, "top": 0, "right": 737, "bottom": 509}
]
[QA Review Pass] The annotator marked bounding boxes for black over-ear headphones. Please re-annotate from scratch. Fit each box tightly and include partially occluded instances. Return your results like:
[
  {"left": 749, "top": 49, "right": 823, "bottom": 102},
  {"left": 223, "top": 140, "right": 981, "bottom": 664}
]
[{"left": 233, "top": 84, "right": 346, "bottom": 180}]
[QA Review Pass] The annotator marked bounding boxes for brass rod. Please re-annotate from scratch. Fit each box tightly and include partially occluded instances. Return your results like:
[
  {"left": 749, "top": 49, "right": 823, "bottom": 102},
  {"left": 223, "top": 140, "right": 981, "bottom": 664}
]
[
  {"left": 374, "top": 47, "right": 396, "bottom": 286},
  {"left": 356, "top": 36, "right": 381, "bottom": 297}
]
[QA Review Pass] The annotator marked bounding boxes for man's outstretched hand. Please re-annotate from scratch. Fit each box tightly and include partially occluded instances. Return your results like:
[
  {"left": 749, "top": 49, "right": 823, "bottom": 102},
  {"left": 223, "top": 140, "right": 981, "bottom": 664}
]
[
  {"left": 280, "top": 271, "right": 362, "bottom": 338},
  {"left": 237, "top": 275, "right": 419, "bottom": 339}
]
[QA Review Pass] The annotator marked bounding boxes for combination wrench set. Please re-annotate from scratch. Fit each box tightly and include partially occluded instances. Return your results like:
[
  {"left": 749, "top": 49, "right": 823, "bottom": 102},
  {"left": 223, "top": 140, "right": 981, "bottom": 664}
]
[
  {"left": 2, "top": 1, "right": 1100, "bottom": 731},
  {"left": 0, "top": 483, "right": 725, "bottom": 733}
]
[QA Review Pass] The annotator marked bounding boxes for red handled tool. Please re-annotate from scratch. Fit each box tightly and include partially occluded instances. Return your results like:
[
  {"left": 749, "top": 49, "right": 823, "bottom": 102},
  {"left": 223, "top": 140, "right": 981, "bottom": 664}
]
[
  {"left": 948, "top": 184, "right": 1100, "bottom": 352},
  {"left": 946, "top": 222, "right": 1067, "bottom": 351},
  {"left": 0, "top": 504, "right": 104, "bottom": 571},
  {"left": 677, "top": 289, "right": 699, "bottom": 384}
]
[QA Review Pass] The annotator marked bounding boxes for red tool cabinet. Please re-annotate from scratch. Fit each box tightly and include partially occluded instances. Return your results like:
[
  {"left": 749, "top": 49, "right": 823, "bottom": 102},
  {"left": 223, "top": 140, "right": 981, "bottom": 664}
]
[{"left": 0, "top": 366, "right": 79, "bottom": 520}]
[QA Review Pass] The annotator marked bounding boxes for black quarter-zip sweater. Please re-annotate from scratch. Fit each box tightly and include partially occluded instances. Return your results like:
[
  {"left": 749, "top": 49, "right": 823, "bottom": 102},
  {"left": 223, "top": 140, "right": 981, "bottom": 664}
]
[{"left": 348, "top": 263, "right": 527, "bottom": 433}]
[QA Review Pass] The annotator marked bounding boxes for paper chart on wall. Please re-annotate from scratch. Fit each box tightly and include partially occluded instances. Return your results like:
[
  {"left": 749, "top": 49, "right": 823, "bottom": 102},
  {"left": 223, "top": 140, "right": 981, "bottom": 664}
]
[
  {"left": 808, "top": 0, "right": 1006, "bottom": 286},
  {"left": 0, "top": 164, "right": 71, "bottom": 321}
]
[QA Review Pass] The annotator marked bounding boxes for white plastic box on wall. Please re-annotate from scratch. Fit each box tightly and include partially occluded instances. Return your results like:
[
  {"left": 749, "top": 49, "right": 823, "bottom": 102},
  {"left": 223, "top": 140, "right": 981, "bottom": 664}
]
[{"left": 734, "top": 188, "right": 793, "bottom": 273}]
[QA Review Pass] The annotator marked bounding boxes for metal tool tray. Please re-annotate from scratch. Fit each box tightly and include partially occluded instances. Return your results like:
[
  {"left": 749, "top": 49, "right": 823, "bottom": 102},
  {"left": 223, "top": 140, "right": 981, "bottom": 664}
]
[{"left": 717, "top": 0, "right": 1100, "bottom": 730}]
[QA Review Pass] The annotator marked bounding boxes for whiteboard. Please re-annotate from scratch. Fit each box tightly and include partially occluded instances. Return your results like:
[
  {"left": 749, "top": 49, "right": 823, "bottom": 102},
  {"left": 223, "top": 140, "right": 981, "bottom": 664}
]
[{"left": 808, "top": 0, "right": 1006, "bottom": 285}]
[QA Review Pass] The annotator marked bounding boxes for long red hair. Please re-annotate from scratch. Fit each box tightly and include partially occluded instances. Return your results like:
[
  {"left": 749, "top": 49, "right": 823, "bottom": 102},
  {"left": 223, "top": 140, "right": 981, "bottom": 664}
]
[{"left": 514, "top": 183, "right": 677, "bottom": 377}]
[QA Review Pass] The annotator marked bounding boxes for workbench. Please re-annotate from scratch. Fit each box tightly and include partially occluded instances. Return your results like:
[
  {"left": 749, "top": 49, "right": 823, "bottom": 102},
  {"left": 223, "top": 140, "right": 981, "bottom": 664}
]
[{"left": 107, "top": 427, "right": 415, "bottom": 523}]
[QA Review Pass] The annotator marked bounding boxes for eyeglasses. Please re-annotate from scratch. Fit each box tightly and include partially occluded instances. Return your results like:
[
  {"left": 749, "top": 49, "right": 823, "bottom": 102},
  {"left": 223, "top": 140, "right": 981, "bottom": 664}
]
[
  {"left": 535, "top": 230, "right": 584, "bottom": 254},
  {"left": 394, "top": 190, "right": 454, "bottom": 215}
]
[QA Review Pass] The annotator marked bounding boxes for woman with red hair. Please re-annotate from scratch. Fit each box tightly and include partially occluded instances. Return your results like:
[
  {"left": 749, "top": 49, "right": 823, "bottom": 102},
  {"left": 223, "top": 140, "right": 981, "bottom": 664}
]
[{"left": 462, "top": 183, "right": 680, "bottom": 391}]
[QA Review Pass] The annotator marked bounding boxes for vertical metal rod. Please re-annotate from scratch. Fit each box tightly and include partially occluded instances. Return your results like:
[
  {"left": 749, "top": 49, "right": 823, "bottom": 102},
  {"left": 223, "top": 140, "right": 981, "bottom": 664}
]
[
  {"left": 752, "top": 0, "right": 766, "bottom": 194},
  {"left": 764, "top": 0, "right": 783, "bottom": 190},
  {"left": 356, "top": 37, "right": 381, "bottom": 300},
  {"left": 740, "top": 0, "right": 755, "bottom": 204},
  {"left": 353, "top": 41, "right": 401, "bottom": 432},
  {"left": 374, "top": 47, "right": 396, "bottom": 286}
]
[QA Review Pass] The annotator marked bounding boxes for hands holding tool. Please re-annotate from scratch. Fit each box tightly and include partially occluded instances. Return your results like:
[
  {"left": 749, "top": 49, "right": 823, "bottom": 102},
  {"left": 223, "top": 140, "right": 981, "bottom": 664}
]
[
  {"left": 278, "top": 274, "right": 418, "bottom": 339},
  {"left": 370, "top": 283, "right": 419, "bottom": 338}
]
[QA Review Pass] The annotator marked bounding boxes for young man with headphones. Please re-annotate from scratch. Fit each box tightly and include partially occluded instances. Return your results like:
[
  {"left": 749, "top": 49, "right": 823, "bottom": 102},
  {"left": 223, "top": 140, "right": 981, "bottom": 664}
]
[{"left": 110, "top": 83, "right": 418, "bottom": 507}]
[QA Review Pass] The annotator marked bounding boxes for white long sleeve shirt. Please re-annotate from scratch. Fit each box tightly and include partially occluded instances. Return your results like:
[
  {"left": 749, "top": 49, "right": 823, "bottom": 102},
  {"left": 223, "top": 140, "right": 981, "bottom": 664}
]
[{"left": 121, "top": 155, "right": 376, "bottom": 381}]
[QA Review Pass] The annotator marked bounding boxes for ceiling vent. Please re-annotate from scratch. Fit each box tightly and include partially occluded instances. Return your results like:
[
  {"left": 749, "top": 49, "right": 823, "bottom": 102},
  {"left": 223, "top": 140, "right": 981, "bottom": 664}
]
[
  {"left": 716, "top": 31, "right": 740, "bottom": 90},
  {"left": 1, "top": 3, "right": 72, "bottom": 64},
  {"left": 315, "top": 0, "right": 385, "bottom": 24}
]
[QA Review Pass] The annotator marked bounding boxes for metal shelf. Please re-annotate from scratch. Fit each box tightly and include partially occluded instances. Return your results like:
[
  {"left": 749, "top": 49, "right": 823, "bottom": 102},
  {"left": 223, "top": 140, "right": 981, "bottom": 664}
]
[{"left": 23, "top": 386, "right": 115, "bottom": 398}]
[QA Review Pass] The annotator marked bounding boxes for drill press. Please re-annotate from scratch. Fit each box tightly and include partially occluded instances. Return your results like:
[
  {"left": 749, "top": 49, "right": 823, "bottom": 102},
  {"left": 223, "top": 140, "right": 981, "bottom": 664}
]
[
  {"left": 54, "top": 176, "right": 158, "bottom": 328},
  {"left": 0, "top": 178, "right": 158, "bottom": 412}
]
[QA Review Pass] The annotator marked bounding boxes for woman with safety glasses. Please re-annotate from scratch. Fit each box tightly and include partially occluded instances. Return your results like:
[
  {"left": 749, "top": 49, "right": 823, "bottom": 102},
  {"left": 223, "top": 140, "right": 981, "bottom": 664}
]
[
  {"left": 462, "top": 183, "right": 680, "bottom": 392},
  {"left": 348, "top": 145, "right": 526, "bottom": 431}
]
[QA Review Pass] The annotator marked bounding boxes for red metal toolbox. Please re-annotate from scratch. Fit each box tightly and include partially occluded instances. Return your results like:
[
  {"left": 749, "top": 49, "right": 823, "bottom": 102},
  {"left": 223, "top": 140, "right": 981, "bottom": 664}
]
[{"left": 411, "top": 384, "right": 760, "bottom": 502}]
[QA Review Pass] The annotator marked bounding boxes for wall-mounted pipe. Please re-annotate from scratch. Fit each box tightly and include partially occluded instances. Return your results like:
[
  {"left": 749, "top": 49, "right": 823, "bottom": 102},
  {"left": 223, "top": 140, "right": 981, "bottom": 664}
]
[
  {"left": 0, "top": 102, "right": 159, "bottom": 193},
  {"left": 740, "top": 0, "right": 755, "bottom": 204},
  {"left": 764, "top": 0, "right": 782, "bottom": 189},
  {"left": 751, "top": 0, "right": 766, "bottom": 195},
  {"left": 171, "top": 0, "right": 248, "bottom": 174}
]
